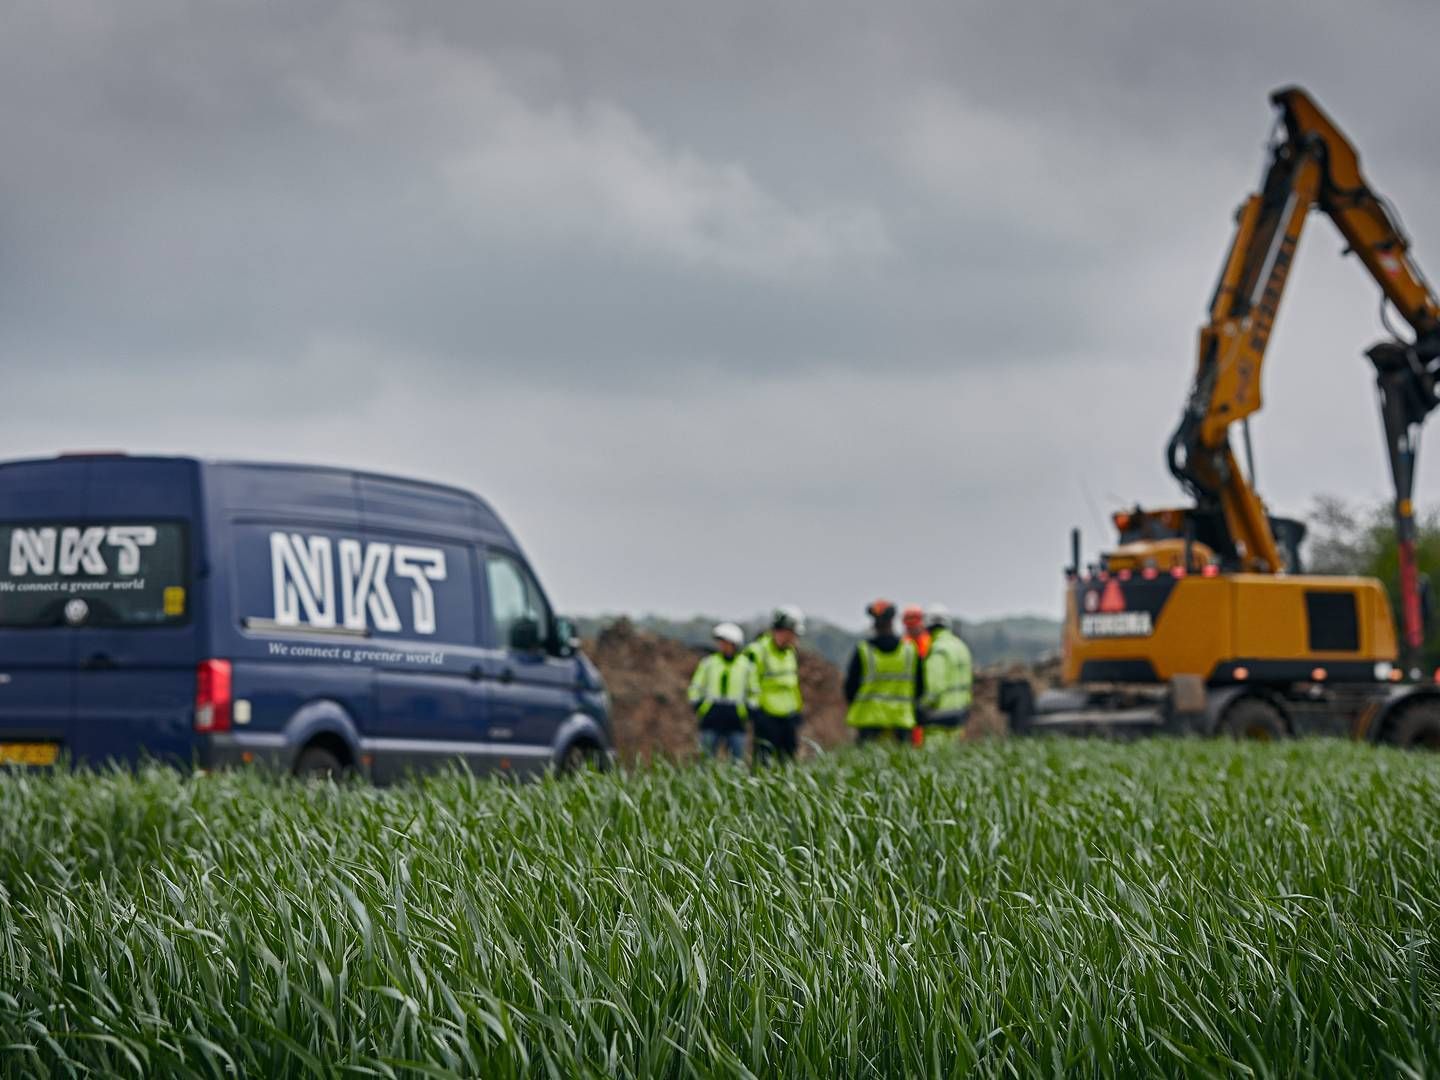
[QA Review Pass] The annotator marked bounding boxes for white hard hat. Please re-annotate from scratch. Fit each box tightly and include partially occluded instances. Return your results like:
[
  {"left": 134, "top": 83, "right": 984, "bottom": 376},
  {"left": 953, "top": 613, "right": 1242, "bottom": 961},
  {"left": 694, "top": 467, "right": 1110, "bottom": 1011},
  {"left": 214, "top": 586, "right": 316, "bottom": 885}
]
[
  {"left": 925, "top": 603, "right": 951, "bottom": 628},
  {"left": 772, "top": 605, "right": 806, "bottom": 635},
  {"left": 712, "top": 622, "right": 745, "bottom": 647}
]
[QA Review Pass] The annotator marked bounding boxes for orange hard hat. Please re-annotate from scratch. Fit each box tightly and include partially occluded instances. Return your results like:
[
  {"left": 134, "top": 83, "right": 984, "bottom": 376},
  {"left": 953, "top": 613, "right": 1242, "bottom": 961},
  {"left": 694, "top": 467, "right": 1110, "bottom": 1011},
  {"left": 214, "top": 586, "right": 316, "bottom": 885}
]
[
  {"left": 866, "top": 598, "right": 896, "bottom": 621},
  {"left": 902, "top": 604, "right": 924, "bottom": 626}
]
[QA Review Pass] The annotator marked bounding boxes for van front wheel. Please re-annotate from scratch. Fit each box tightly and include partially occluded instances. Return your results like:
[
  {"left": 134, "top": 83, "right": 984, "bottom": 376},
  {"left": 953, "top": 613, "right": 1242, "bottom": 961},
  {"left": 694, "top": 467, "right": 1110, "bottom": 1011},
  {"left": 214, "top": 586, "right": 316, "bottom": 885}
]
[
  {"left": 558, "top": 741, "right": 607, "bottom": 776},
  {"left": 294, "top": 744, "right": 347, "bottom": 779}
]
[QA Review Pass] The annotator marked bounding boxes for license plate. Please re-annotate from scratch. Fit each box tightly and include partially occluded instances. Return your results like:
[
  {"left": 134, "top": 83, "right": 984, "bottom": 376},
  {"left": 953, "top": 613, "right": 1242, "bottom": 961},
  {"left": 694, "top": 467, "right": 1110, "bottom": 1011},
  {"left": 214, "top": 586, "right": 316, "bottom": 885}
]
[{"left": 0, "top": 742, "right": 59, "bottom": 766}]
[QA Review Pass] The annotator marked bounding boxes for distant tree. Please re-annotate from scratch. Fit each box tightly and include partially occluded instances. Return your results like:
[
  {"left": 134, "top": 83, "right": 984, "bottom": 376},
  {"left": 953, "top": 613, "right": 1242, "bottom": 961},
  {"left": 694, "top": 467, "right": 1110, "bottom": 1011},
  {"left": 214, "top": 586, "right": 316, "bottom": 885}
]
[{"left": 1304, "top": 495, "right": 1383, "bottom": 575}]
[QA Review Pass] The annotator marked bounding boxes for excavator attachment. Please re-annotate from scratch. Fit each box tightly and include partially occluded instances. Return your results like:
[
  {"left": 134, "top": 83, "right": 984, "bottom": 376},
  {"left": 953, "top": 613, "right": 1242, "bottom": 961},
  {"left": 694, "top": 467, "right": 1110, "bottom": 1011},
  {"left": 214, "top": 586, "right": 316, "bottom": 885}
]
[{"left": 1371, "top": 340, "right": 1439, "bottom": 654}]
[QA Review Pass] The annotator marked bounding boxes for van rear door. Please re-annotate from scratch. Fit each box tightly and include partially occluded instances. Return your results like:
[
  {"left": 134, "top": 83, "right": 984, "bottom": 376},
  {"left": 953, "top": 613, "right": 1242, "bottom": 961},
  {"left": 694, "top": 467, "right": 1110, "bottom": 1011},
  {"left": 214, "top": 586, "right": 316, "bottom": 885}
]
[
  {"left": 0, "top": 459, "right": 86, "bottom": 765},
  {"left": 69, "top": 458, "right": 202, "bottom": 766},
  {"left": 0, "top": 457, "right": 202, "bottom": 767}
]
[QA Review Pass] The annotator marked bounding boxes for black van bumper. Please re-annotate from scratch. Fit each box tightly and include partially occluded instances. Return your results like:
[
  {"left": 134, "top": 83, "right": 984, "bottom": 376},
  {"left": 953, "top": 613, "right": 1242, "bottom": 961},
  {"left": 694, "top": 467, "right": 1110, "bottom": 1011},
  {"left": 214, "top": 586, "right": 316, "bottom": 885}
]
[{"left": 197, "top": 732, "right": 292, "bottom": 772}]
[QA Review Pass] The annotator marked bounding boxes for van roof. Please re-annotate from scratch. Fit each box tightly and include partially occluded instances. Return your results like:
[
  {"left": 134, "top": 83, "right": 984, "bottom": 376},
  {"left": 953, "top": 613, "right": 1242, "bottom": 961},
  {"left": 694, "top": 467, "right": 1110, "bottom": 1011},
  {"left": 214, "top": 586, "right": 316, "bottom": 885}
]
[{"left": 0, "top": 454, "right": 518, "bottom": 547}]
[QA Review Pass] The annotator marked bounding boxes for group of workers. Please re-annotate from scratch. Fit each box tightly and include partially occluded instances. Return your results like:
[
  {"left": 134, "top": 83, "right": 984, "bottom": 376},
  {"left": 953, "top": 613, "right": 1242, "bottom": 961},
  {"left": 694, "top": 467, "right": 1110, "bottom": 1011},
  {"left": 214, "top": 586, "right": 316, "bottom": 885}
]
[{"left": 687, "top": 600, "right": 974, "bottom": 763}]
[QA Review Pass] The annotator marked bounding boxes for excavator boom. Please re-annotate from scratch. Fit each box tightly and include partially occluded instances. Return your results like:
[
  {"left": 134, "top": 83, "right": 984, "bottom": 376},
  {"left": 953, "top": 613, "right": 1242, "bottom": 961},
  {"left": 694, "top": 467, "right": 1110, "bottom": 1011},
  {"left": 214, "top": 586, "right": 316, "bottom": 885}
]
[
  {"left": 1163, "top": 91, "right": 1440, "bottom": 659},
  {"left": 1168, "top": 88, "right": 1440, "bottom": 602}
]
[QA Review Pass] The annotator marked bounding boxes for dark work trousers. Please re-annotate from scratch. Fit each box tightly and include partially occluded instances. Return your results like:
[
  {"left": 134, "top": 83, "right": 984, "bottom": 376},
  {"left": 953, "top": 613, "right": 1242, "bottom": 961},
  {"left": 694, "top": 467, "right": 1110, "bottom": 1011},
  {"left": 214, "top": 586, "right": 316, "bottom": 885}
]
[
  {"left": 921, "top": 708, "right": 970, "bottom": 731},
  {"left": 856, "top": 727, "right": 911, "bottom": 745},
  {"left": 753, "top": 712, "right": 800, "bottom": 766}
]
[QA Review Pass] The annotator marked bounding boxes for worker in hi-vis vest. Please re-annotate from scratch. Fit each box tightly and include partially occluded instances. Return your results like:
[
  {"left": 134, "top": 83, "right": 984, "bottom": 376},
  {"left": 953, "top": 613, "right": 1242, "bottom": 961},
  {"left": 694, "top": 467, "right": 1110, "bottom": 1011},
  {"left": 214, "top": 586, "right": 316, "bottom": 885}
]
[
  {"left": 688, "top": 621, "right": 755, "bottom": 762},
  {"left": 845, "top": 599, "right": 924, "bottom": 743},
  {"left": 918, "top": 604, "right": 972, "bottom": 742},
  {"left": 745, "top": 606, "right": 805, "bottom": 765},
  {"left": 902, "top": 604, "right": 932, "bottom": 659},
  {"left": 901, "top": 602, "right": 933, "bottom": 746}
]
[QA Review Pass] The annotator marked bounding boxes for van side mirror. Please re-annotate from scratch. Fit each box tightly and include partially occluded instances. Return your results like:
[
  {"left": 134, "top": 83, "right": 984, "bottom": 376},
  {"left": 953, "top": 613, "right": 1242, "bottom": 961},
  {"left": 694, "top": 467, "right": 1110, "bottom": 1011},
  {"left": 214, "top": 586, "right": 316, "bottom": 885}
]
[
  {"left": 509, "top": 616, "right": 542, "bottom": 652},
  {"left": 550, "top": 616, "right": 578, "bottom": 658}
]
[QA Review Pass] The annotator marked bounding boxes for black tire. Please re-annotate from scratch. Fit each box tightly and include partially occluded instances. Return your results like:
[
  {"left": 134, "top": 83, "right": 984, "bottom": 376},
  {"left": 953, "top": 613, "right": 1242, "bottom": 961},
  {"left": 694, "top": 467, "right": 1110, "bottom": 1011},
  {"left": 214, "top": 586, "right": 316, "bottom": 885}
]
[
  {"left": 1385, "top": 701, "right": 1440, "bottom": 750},
  {"left": 1162, "top": 706, "right": 1198, "bottom": 737},
  {"left": 558, "top": 741, "right": 607, "bottom": 776},
  {"left": 1219, "top": 698, "right": 1287, "bottom": 741},
  {"left": 294, "top": 744, "right": 347, "bottom": 779},
  {"left": 999, "top": 679, "right": 1035, "bottom": 736}
]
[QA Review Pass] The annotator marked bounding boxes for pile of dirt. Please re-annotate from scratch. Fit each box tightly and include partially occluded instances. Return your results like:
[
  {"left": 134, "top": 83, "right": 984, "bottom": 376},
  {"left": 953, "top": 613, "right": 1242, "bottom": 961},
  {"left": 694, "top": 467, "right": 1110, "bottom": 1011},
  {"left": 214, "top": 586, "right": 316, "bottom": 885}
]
[{"left": 586, "top": 618, "right": 850, "bottom": 763}]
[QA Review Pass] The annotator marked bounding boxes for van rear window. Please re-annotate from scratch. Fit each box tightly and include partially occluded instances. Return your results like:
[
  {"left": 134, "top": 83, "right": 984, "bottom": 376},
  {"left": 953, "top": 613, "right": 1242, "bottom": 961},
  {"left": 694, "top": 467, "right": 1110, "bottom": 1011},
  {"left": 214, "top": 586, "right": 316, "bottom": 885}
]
[{"left": 0, "top": 522, "right": 189, "bottom": 628}]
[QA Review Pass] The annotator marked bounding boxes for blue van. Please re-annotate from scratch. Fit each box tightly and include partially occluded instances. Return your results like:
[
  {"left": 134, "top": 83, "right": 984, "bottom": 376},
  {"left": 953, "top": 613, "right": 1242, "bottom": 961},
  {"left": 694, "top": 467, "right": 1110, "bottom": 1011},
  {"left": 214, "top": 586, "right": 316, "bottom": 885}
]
[{"left": 0, "top": 454, "right": 613, "bottom": 779}]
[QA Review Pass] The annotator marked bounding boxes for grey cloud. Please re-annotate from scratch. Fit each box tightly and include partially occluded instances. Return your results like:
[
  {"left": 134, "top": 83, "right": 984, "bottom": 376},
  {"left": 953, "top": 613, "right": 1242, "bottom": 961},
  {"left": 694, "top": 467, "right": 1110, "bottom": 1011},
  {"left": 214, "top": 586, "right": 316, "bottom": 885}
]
[{"left": 2, "top": 0, "right": 1439, "bottom": 624}]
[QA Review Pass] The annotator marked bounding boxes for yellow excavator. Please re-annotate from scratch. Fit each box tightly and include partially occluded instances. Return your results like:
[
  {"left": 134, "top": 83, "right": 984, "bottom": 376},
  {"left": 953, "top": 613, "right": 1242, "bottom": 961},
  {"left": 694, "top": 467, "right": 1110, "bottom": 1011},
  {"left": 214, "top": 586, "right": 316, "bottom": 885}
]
[{"left": 1003, "top": 87, "right": 1440, "bottom": 747}]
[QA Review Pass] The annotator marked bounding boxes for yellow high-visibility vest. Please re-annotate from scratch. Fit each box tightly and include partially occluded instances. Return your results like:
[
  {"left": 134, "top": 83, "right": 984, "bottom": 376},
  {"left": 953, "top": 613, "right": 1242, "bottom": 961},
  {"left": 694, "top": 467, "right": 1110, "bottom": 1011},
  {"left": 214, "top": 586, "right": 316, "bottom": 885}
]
[
  {"left": 688, "top": 651, "right": 756, "bottom": 719},
  {"left": 745, "top": 633, "right": 802, "bottom": 717},
  {"left": 846, "top": 639, "right": 917, "bottom": 729},
  {"left": 922, "top": 628, "right": 973, "bottom": 715}
]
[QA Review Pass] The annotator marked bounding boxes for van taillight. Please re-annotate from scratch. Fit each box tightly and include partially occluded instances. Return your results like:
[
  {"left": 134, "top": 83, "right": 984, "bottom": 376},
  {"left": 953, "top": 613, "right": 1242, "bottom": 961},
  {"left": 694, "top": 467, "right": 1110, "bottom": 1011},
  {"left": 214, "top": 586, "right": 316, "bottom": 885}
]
[{"left": 195, "top": 660, "right": 232, "bottom": 733}]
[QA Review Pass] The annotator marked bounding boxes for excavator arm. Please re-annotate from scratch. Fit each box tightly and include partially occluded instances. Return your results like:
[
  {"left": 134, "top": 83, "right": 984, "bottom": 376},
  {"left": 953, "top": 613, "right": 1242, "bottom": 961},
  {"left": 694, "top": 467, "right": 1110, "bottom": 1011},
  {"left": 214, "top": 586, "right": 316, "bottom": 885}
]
[
  {"left": 1277, "top": 89, "right": 1440, "bottom": 339},
  {"left": 1168, "top": 87, "right": 1440, "bottom": 625}
]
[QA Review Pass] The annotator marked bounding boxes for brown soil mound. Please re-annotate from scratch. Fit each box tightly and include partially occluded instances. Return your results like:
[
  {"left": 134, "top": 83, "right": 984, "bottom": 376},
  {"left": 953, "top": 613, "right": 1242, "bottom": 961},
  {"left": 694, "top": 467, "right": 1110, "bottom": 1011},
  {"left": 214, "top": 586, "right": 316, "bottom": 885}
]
[
  {"left": 969, "top": 657, "right": 1061, "bottom": 735},
  {"left": 586, "top": 618, "right": 850, "bottom": 764}
]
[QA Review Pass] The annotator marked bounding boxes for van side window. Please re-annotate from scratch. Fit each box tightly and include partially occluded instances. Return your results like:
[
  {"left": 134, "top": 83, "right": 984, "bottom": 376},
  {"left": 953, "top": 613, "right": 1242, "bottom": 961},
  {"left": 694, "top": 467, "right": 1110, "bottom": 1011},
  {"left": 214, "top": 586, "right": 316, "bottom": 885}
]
[{"left": 485, "top": 554, "right": 551, "bottom": 649}]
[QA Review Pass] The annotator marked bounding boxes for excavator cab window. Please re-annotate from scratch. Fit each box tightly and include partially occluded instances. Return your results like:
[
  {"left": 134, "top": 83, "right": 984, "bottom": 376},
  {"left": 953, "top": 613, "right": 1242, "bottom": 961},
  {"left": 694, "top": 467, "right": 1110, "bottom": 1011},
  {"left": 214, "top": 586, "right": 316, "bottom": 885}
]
[
  {"left": 1189, "top": 511, "right": 1302, "bottom": 573},
  {"left": 1114, "top": 518, "right": 1178, "bottom": 546},
  {"left": 1269, "top": 517, "right": 1306, "bottom": 574}
]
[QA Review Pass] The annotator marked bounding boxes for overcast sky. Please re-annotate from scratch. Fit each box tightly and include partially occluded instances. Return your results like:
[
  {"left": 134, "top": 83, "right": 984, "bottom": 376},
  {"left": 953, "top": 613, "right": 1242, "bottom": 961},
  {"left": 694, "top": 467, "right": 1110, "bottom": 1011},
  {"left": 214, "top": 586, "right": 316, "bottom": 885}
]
[{"left": 3, "top": 1, "right": 1438, "bottom": 628}]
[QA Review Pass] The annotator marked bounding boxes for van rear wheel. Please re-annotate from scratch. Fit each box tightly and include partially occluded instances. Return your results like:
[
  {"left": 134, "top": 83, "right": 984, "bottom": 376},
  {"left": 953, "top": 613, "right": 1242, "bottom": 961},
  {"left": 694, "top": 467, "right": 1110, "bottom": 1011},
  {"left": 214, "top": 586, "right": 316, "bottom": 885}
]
[
  {"left": 1220, "top": 698, "right": 1286, "bottom": 741},
  {"left": 294, "top": 745, "right": 347, "bottom": 779}
]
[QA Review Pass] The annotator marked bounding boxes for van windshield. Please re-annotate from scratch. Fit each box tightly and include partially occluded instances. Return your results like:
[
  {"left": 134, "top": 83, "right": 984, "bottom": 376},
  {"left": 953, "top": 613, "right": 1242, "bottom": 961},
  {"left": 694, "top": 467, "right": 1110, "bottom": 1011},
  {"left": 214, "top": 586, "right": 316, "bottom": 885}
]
[{"left": 0, "top": 522, "right": 189, "bottom": 628}]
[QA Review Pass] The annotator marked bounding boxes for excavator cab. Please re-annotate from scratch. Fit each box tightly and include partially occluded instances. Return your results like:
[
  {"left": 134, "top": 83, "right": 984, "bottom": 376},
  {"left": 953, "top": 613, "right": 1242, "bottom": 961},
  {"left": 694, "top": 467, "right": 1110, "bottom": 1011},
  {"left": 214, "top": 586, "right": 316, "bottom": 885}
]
[{"left": 1102, "top": 507, "right": 1304, "bottom": 574}]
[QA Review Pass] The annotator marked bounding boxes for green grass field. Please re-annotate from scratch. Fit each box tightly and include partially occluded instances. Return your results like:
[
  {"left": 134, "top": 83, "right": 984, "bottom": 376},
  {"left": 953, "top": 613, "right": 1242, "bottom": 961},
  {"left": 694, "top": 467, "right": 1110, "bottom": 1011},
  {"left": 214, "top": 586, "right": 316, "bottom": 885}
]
[{"left": 1, "top": 740, "right": 1437, "bottom": 1078}]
